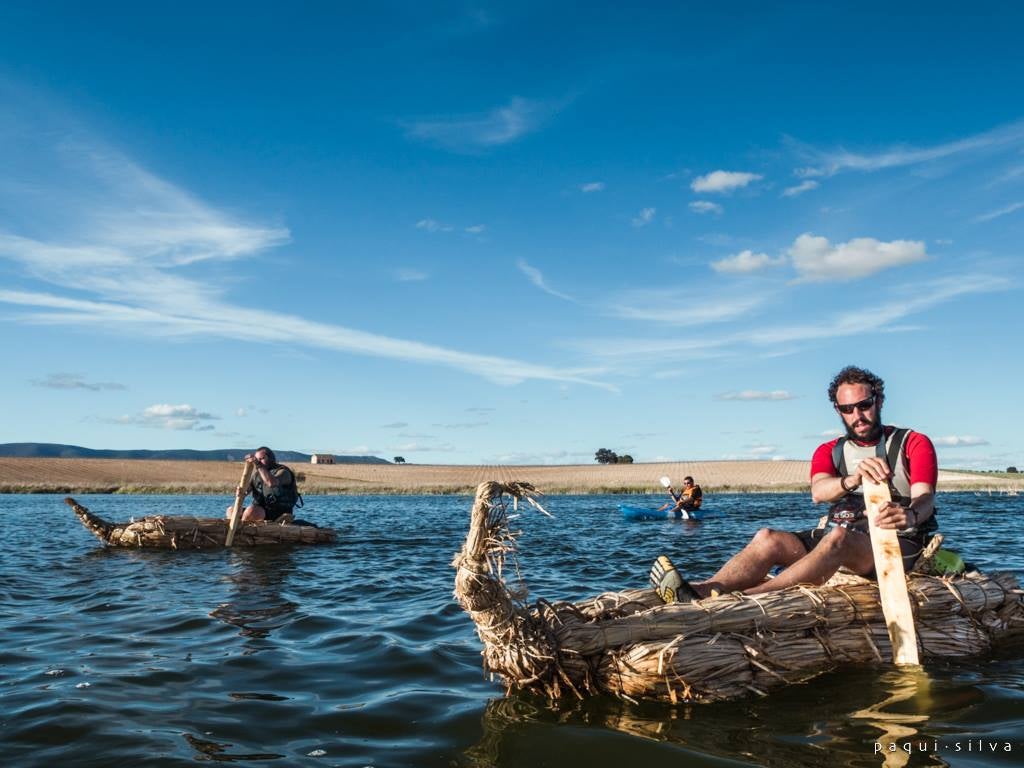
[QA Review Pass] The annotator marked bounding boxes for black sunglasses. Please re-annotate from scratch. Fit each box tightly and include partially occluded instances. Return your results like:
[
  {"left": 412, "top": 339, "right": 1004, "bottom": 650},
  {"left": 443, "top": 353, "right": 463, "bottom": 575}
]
[{"left": 834, "top": 394, "right": 877, "bottom": 414}]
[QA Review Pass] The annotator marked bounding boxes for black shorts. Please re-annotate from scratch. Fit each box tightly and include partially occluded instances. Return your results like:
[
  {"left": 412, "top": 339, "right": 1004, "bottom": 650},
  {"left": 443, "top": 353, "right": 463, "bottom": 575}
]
[
  {"left": 794, "top": 526, "right": 926, "bottom": 576},
  {"left": 263, "top": 505, "right": 293, "bottom": 522}
]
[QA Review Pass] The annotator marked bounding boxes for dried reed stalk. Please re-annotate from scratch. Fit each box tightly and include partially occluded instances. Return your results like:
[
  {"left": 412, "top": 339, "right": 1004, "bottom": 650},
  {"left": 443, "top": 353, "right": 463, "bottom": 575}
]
[{"left": 66, "top": 497, "right": 336, "bottom": 549}]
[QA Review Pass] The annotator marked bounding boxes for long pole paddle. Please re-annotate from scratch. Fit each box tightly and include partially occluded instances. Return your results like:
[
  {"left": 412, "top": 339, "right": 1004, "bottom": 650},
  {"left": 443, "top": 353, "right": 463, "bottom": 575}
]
[
  {"left": 862, "top": 477, "right": 920, "bottom": 665},
  {"left": 225, "top": 461, "right": 256, "bottom": 547}
]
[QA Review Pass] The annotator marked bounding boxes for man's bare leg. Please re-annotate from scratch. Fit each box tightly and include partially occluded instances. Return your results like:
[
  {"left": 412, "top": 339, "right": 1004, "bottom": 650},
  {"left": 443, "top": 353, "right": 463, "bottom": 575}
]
[
  {"left": 692, "top": 528, "right": 808, "bottom": 597},
  {"left": 744, "top": 526, "right": 875, "bottom": 595}
]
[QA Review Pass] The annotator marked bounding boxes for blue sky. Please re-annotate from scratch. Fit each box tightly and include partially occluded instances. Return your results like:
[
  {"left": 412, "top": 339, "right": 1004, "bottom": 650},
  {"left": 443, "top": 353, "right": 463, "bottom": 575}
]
[{"left": 1, "top": 2, "right": 1021, "bottom": 468}]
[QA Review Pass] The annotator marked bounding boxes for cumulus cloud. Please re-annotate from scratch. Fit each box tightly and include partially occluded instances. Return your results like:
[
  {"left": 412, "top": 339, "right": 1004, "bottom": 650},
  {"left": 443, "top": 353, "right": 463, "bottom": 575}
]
[
  {"left": 710, "top": 249, "right": 786, "bottom": 274},
  {"left": 580, "top": 182, "right": 605, "bottom": 193},
  {"left": 788, "top": 233, "right": 927, "bottom": 282},
  {"left": 689, "top": 200, "right": 723, "bottom": 215},
  {"left": 782, "top": 180, "right": 819, "bottom": 197},
  {"left": 31, "top": 373, "right": 126, "bottom": 391},
  {"left": 403, "top": 97, "right": 550, "bottom": 152},
  {"left": 933, "top": 435, "right": 990, "bottom": 447},
  {"left": 716, "top": 390, "right": 795, "bottom": 401},
  {"left": 631, "top": 207, "right": 656, "bottom": 227},
  {"left": 691, "top": 171, "right": 762, "bottom": 193},
  {"left": 114, "top": 403, "right": 220, "bottom": 430}
]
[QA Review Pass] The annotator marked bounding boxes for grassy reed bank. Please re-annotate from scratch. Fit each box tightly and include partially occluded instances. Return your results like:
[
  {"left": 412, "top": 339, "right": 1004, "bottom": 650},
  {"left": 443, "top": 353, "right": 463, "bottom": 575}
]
[{"left": 1, "top": 457, "right": 1020, "bottom": 494}]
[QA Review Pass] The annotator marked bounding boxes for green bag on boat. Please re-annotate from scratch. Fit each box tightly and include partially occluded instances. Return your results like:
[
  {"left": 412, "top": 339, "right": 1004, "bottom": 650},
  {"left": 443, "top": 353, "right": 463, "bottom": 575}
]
[{"left": 930, "top": 548, "right": 966, "bottom": 576}]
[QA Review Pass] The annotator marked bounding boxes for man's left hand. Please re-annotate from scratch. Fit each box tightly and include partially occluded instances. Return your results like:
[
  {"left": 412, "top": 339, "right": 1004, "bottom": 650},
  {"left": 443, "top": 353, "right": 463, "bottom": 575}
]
[{"left": 874, "top": 501, "right": 912, "bottom": 530}]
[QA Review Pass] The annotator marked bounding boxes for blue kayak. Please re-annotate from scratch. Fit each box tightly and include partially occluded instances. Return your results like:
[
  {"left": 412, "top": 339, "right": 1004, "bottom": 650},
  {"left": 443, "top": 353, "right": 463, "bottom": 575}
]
[{"left": 619, "top": 504, "right": 706, "bottom": 522}]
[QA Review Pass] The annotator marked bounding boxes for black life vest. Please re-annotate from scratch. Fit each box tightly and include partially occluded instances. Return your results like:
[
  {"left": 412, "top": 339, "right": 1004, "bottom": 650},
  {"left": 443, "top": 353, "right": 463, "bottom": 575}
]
[
  {"left": 250, "top": 464, "right": 303, "bottom": 512},
  {"left": 827, "top": 427, "right": 937, "bottom": 536}
]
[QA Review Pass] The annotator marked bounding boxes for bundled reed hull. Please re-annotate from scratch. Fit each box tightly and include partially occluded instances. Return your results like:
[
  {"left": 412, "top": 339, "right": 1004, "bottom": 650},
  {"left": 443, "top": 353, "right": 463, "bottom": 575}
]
[
  {"left": 66, "top": 497, "right": 337, "bottom": 549},
  {"left": 453, "top": 482, "right": 1024, "bottom": 704}
]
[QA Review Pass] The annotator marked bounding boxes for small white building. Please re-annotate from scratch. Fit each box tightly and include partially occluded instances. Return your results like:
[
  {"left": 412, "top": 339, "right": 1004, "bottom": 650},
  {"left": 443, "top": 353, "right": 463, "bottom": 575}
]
[{"left": 310, "top": 453, "right": 335, "bottom": 465}]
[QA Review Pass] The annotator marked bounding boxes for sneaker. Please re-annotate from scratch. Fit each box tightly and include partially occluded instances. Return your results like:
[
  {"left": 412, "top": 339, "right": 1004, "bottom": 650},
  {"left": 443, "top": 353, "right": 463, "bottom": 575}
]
[{"left": 649, "top": 555, "right": 700, "bottom": 603}]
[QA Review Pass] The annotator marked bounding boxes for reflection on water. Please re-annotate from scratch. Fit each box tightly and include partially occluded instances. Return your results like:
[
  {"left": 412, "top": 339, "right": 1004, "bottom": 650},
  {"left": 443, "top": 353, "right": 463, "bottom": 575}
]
[
  {"left": 461, "top": 662, "right": 1021, "bottom": 768},
  {"left": 1, "top": 492, "right": 1022, "bottom": 767},
  {"left": 208, "top": 549, "right": 298, "bottom": 644}
]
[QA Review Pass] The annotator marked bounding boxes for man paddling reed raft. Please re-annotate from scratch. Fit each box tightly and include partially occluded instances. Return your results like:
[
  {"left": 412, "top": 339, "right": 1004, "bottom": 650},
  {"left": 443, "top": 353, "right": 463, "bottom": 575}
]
[
  {"left": 651, "top": 366, "right": 939, "bottom": 602},
  {"left": 224, "top": 446, "right": 303, "bottom": 523}
]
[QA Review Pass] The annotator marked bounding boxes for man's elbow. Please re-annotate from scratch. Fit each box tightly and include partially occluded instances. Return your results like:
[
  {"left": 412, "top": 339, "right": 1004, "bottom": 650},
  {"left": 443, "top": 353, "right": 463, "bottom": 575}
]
[{"left": 811, "top": 487, "right": 831, "bottom": 505}]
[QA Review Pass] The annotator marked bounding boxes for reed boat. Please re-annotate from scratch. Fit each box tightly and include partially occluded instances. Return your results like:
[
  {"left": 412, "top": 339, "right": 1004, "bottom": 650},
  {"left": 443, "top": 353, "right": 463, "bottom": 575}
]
[
  {"left": 66, "top": 497, "right": 336, "bottom": 549},
  {"left": 453, "top": 482, "right": 1024, "bottom": 704}
]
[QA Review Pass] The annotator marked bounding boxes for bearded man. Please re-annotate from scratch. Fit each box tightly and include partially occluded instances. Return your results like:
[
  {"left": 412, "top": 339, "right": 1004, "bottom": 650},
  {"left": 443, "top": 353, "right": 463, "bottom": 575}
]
[{"left": 650, "top": 365, "right": 939, "bottom": 602}]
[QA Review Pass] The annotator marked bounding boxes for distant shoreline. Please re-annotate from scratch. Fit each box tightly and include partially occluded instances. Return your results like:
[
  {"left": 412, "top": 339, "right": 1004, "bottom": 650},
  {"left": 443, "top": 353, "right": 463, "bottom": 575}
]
[{"left": 1, "top": 457, "right": 1020, "bottom": 495}]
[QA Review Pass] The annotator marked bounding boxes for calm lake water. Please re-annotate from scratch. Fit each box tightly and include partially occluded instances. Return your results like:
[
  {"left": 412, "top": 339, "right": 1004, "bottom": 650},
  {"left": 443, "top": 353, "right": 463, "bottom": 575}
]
[{"left": 1, "top": 491, "right": 1022, "bottom": 767}]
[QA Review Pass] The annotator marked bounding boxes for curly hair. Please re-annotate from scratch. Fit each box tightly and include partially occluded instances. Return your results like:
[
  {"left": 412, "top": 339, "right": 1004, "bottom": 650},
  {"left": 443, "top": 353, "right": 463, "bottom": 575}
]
[{"left": 827, "top": 366, "right": 885, "bottom": 403}]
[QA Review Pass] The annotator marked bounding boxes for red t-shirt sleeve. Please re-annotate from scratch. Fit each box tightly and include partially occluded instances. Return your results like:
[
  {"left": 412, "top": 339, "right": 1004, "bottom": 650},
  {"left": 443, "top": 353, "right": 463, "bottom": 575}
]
[
  {"left": 904, "top": 431, "right": 938, "bottom": 487},
  {"left": 810, "top": 439, "right": 841, "bottom": 479}
]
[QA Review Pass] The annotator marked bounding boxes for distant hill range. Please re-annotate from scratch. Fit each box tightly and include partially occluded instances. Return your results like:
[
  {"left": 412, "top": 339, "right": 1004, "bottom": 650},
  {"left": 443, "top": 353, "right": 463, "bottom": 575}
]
[{"left": 0, "top": 443, "right": 391, "bottom": 464}]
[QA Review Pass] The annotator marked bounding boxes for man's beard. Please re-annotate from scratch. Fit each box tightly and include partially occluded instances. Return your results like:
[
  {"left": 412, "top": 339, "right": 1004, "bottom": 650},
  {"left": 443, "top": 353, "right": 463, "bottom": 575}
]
[{"left": 843, "top": 409, "right": 884, "bottom": 443}]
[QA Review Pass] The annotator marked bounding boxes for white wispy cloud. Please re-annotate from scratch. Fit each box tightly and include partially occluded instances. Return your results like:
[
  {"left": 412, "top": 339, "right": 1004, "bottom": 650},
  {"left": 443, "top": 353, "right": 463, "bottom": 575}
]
[
  {"left": 573, "top": 272, "right": 1006, "bottom": 367},
  {"left": 580, "top": 182, "right": 605, "bottom": 193},
  {"left": 395, "top": 441, "right": 457, "bottom": 452},
  {"left": 745, "top": 273, "right": 1008, "bottom": 345},
  {"left": 631, "top": 207, "right": 656, "bottom": 227},
  {"left": 394, "top": 268, "right": 428, "bottom": 282},
  {"left": 933, "top": 435, "right": 990, "bottom": 447},
  {"left": 974, "top": 201, "right": 1024, "bottom": 223},
  {"left": 516, "top": 259, "right": 576, "bottom": 302},
  {"left": 690, "top": 170, "right": 762, "bottom": 193},
  {"left": 381, "top": 422, "right": 408, "bottom": 429},
  {"left": 113, "top": 403, "right": 219, "bottom": 430},
  {"left": 803, "top": 428, "right": 844, "bottom": 439},
  {"left": 711, "top": 249, "right": 786, "bottom": 274},
  {"left": 415, "top": 218, "right": 454, "bottom": 232},
  {"left": 788, "top": 233, "right": 927, "bottom": 282},
  {"left": 31, "top": 373, "right": 126, "bottom": 391},
  {"left": 782, "top": 180, "right": 819, "bottom": 197},
  {"left": 0, "top": 129, "right": 610, "bottom": 391},
  {"left": 464, "top": 224, "right": 486, "bottom": 233},
  {"left": 793, "top": 119, "right": 1024, "bottom": 176},
  {"left": 403, "top": 97, "right": 550, "bottom": 152},
  {"left": 607, "top": 290, "right": 764, "bottom": 327},
  {"left": 717, "top": 390, "right": 795, "bottom": 401},
  {"left": 689, "top": 200, "right": 723, "bottom": 215}
]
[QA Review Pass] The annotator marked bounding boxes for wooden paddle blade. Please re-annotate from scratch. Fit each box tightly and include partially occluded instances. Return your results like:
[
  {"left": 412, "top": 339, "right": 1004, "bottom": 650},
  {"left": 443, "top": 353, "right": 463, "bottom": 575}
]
[
  {"left": 225, "top": 461, "right": 257, "bottom": 547},
  {"left": 863, "top": 477, "right": 920, "bottom": 665}
]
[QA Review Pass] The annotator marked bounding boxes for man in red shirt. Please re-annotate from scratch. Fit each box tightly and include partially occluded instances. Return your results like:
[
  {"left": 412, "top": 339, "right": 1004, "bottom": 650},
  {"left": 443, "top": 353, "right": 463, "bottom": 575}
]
[{"left": 651, "top": 366, "right": 938, "bottom": 603}]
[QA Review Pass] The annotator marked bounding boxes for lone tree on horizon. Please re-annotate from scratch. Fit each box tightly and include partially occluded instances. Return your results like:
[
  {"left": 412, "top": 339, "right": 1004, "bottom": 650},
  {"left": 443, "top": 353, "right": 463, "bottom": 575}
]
[
  {"left": 595, "top": 448, "right": 619, "bottom": 464},
  {"left": 394, "top": 456, "right": 406, "bottom": 464}
]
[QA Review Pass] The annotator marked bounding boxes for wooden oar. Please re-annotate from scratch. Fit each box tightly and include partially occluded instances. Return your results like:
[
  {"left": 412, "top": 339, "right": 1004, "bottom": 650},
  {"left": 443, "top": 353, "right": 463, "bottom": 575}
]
[
  {"left": 225, "top": 461, "right": 257, "bottom": 547},
  {"left": 862, "top": 477, "right": 920, "bottom": 665}
]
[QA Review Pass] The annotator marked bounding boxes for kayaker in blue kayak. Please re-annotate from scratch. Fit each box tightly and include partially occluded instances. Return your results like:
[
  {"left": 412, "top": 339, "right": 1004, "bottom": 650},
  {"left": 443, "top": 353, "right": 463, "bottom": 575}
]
[{"left": 659, "top": 476, "right": 703, "bottom": 517}]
